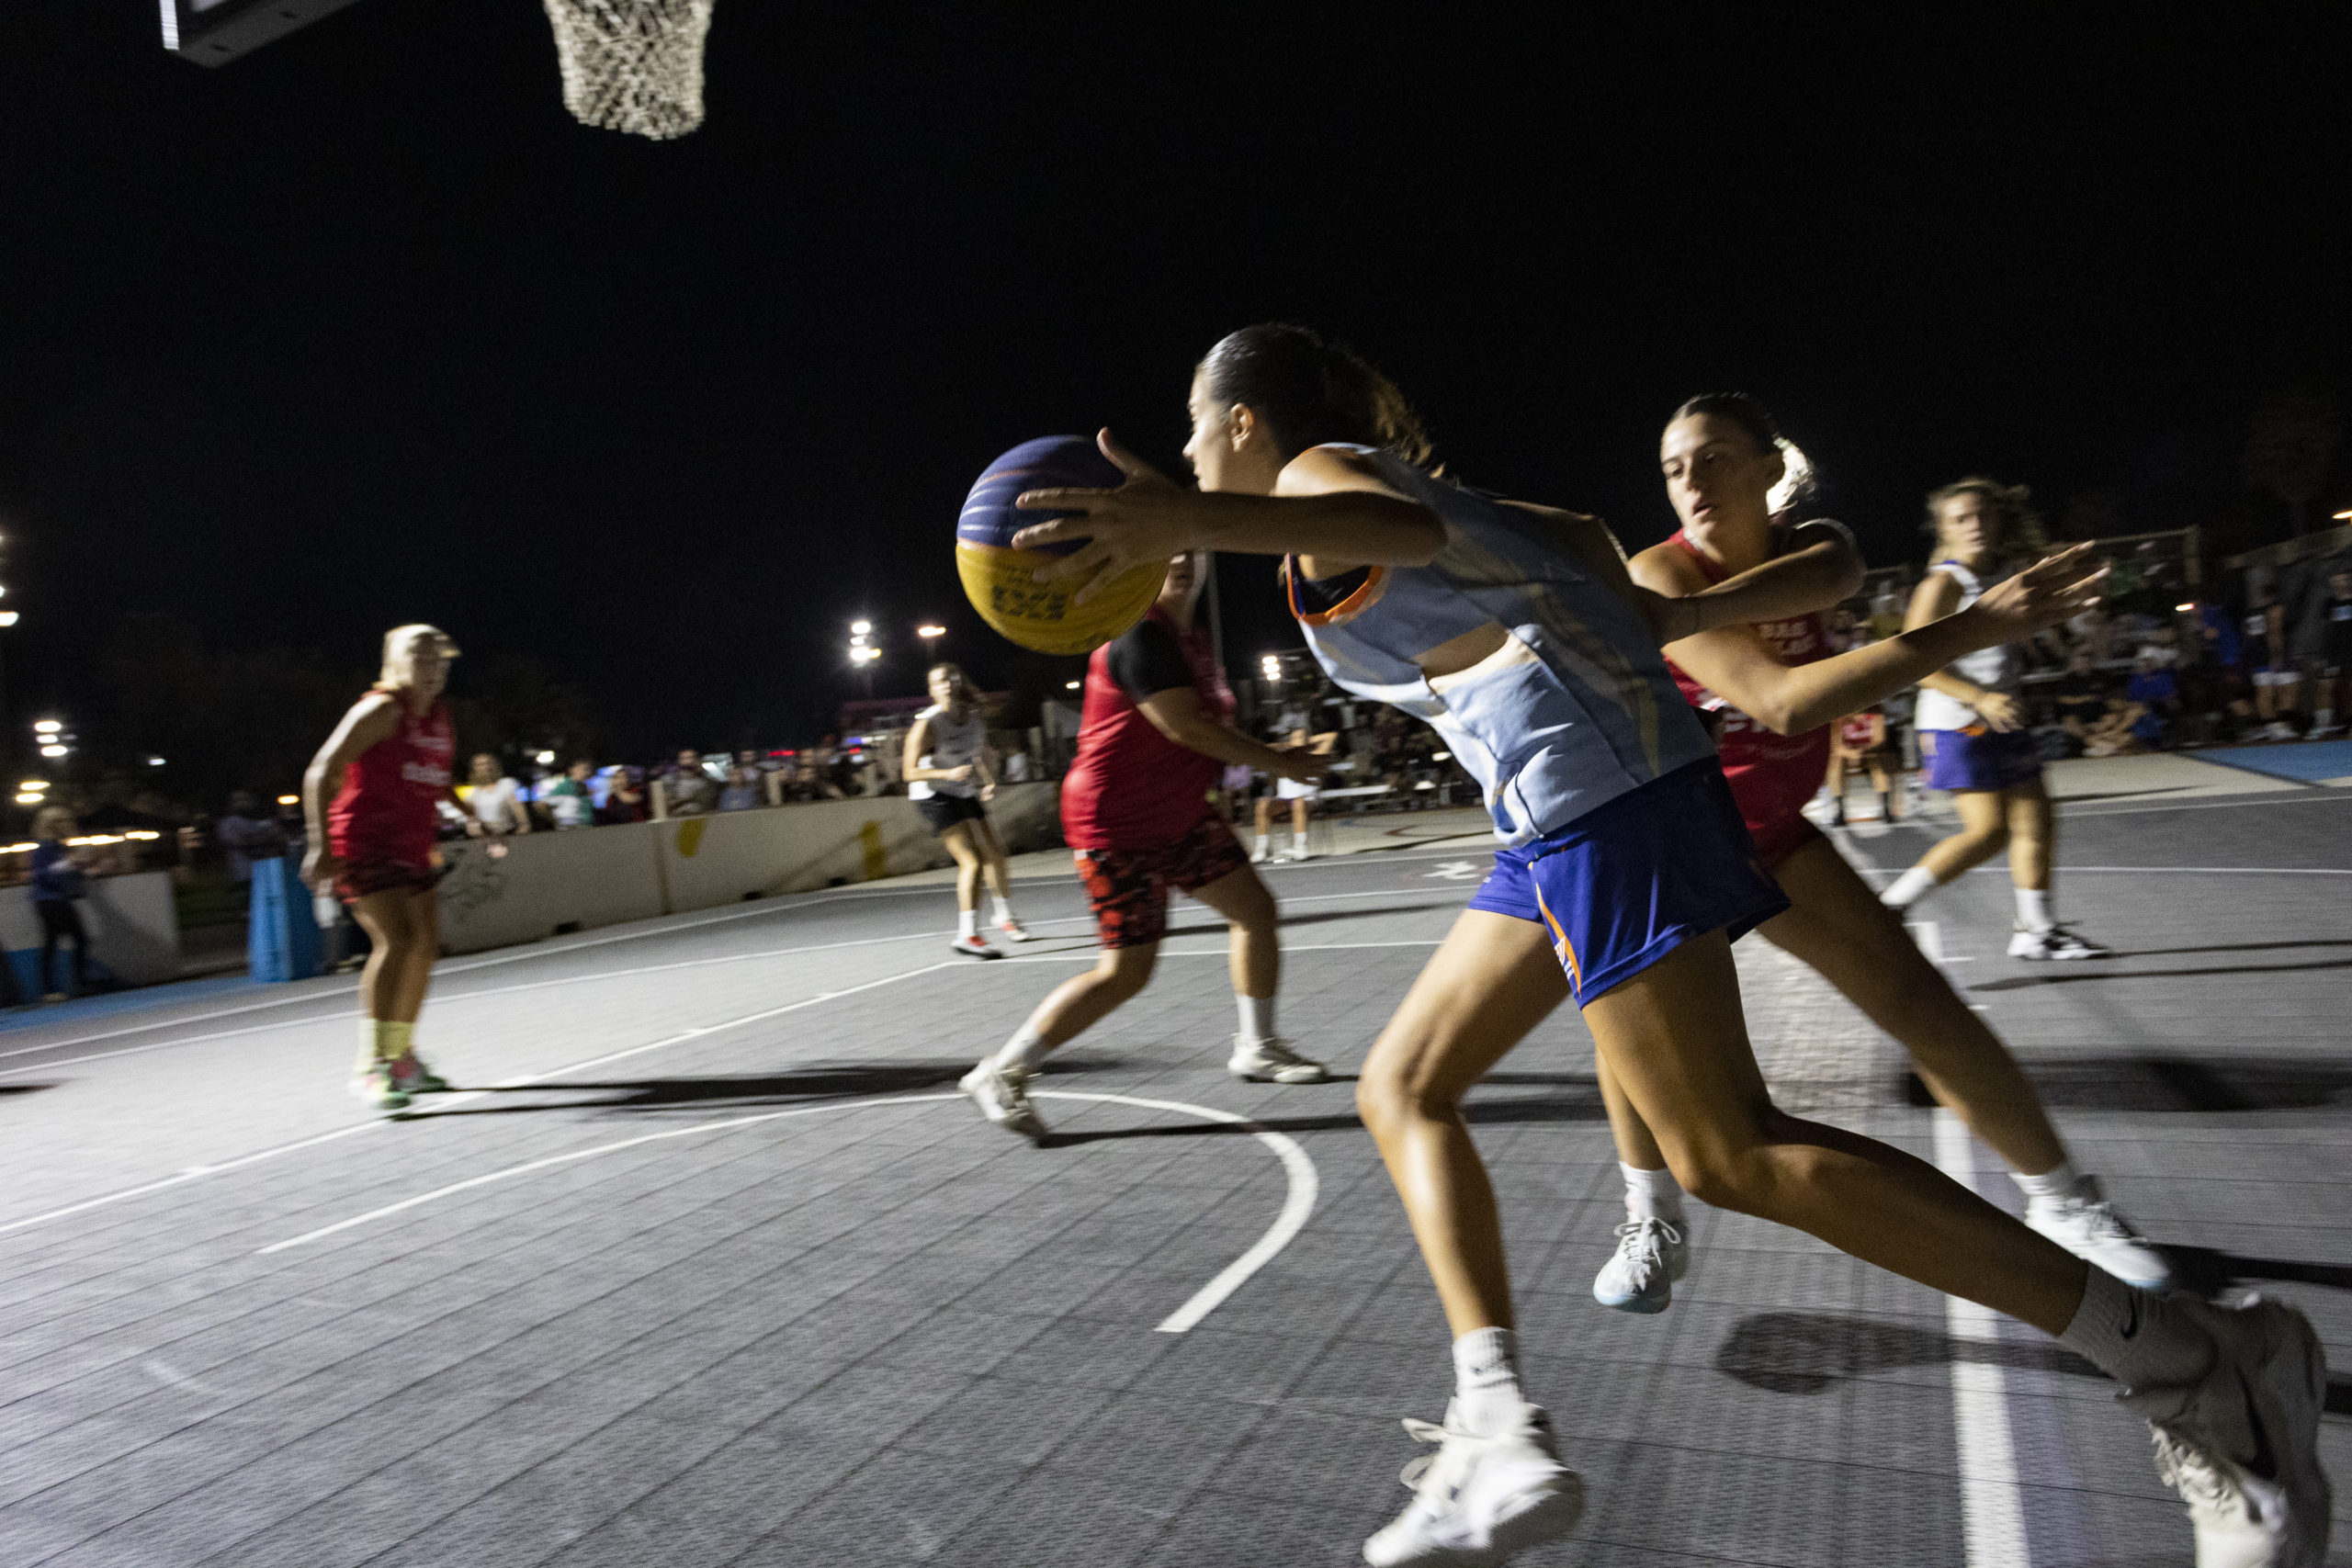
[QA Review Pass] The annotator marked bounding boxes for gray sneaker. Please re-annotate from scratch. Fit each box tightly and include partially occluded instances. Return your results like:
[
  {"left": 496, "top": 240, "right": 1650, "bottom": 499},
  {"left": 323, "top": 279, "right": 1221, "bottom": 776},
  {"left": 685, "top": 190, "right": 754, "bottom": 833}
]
[
  {"left": 960, "top": 1057, "right": 1046, "bottom": 1140},
  {"left": 2131, "top": 1293, "right": 2331, "bottom": 1568}
]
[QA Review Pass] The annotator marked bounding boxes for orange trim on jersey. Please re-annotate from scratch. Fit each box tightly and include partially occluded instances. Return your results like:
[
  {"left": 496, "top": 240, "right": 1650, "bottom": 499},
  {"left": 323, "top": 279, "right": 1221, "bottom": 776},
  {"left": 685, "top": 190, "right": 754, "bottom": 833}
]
[
  {"left": 1284, "top": 558, "right": 1388, "bottom": 627},
  {"left": 1531, "top": 882, "right": 1583, "bottom": 995}
]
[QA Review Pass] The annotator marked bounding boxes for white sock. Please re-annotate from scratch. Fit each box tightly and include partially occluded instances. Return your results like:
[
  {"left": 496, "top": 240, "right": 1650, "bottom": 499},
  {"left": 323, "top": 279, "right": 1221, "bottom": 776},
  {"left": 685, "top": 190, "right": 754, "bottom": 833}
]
[
  {"left": 355, "top": 1019, "right": 389, "bottom": 1071},
  {"left": 957, "top": 908, "right": 979, "bottom": 939},
  {"left": 1450, "top": 1326, "right": 1526, "bottom": 1435},
  {"left": 993, "top": 1025, "right": 1049, "bottom": 1073},
  {"left": 990, "top": 896, "right": 1014, "bottom": 924},
  {"left": 2058, "top": 1269, "right": 2215, "bottom": 1394},
  {"left": 1292, "top": 830, "right": 1310, "bottom": 853},
  {"left": 1881, "top": 864, "right": 1938, "bottom": 910},
  {"left": 1621, "top": 1162, "right": 1685, "bottom": 1224},
  {"left": 2015, "top": 886, "right": 2053, "bottom": 933},
  {"left": 2011, "top": 1159, "right": 2088, "bottom": 1204},
  {"left": 1238, "top": 994, "right": 1276, "bottom": 1045},
  {"left": 1254, "top": 833, "right": 1270, "bottom": 855}
]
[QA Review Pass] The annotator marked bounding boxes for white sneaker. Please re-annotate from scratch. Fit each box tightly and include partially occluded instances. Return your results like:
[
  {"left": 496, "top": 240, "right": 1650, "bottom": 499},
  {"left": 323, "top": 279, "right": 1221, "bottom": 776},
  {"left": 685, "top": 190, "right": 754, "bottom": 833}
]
[
  {"left": 1250, "top": 840, "right": 1272, "bottom": 864},
  {"left": 2133, "top": 1293, "right": 2331, "bottom": 1568},
  {"left": 994, "top": 918, "right": 1036, "bottom": 943},
  {"left": 2026, "top": 1186, "right": 2170, "bottom": 1288},
  {"left": 1227, "top": 1035, "right": 1330, "bottom": 1084},
  {"left": 958, "top": 1057, "right": 1046, "bottom": 1140},
  {"left": 950, "top": 933, "right": 1002, "bottom": 960},
  {"left": 1363, "top": 1403, "right": 1583, "bottom": 1567},
  {"left": 2007, "top": 923, "right": 2110, "bottom": 960},
  {"left": 1591, "top": 1216, "right": 1687, "bottom": 1314}
]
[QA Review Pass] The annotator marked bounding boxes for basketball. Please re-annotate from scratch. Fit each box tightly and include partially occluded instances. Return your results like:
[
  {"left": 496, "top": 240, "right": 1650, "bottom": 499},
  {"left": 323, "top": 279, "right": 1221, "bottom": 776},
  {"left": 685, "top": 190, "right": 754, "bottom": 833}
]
[{"left": 956, "top": 435, "right": 1166, "bottom": 656}]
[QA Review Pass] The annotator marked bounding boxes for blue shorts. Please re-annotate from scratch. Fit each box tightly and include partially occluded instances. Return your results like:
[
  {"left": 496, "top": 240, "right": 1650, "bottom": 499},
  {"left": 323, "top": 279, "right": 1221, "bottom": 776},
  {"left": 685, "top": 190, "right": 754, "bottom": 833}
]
[
  {"left": 1466, "top": 760, "right": 1790, "bottom": 1008},
  {"left": 1919, "top": 727, "right": 2041, "bottom": 793}
]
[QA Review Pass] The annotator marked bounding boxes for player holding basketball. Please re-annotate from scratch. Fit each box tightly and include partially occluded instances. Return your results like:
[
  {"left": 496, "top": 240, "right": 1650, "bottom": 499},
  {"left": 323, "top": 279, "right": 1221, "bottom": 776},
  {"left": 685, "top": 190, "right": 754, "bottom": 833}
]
[
  {"left": 1582, "top": 393, "right": 2165, "bottom": 1323},
  {"left": 1880, "top": 479, "right": 2110, "bottom": 959},
  {"left": 960, "top": 549, "right": 1332, "bottom": 1139},
  {"left": 1015, "top": 325, "right": 2327, "bottom": 1568},
  {"left": 300, "top": 625, "right": 462, "bottom": 1112},
  {"left": 904, "top": 661, "right": 1031, "bottom": 959}
]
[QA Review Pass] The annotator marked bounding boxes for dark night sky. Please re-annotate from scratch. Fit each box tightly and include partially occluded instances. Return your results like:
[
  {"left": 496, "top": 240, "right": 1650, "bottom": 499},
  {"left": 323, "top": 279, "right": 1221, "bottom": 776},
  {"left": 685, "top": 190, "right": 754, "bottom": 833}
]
[{"left": 2, "top": 4, "right": 2346, "bottom": 758}]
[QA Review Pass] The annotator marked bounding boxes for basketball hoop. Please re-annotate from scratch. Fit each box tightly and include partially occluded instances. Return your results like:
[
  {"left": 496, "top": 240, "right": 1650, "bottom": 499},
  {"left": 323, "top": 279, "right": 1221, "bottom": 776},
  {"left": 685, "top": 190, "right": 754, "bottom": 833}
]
[{"left": 543, "top": 0, "right": 714, "bottom": 141}]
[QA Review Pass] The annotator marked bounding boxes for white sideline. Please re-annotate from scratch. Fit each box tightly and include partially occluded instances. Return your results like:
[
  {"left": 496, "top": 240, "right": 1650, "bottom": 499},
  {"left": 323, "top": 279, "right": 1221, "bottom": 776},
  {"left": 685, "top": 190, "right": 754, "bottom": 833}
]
[
  {"left": 254, "top": 1089, "right": 1318, "bottom": 1336},
  {"left": 1917, "top": 919, "right": 2031, "bottom": 1568},
  {"left": 0, "top": 961, "right": 960, "bottom": 1239},
  {"left": 0, "top": 883, "right": 1464, "bottom": 1077}
]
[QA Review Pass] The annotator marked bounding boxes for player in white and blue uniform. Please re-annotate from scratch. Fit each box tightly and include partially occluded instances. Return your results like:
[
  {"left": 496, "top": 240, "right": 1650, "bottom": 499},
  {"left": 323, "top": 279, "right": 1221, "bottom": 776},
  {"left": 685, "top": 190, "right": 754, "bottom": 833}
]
[
  {"left": 903, "top": 662, "right": 1031, "bottom": 957},
  {"left": 1012, "top": 325, "right": 2331, "bottom": 1568},
  {"left": 1879, "top": 479, "right": 2109, "bottom": 960}
]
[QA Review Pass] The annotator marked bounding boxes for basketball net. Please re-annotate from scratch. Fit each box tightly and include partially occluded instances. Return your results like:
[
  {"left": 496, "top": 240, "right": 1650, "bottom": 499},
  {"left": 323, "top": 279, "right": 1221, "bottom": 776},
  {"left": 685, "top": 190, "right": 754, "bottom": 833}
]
[{"left": 543, "top": 0, "right": 714, "bottom": 141}]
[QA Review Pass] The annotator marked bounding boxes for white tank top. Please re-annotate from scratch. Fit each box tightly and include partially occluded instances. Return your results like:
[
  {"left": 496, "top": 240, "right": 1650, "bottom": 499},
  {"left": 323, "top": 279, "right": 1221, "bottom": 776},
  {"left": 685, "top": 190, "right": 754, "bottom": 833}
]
[
  {"left": 908, "top": 703, "right": 985, "bottom": 799},
  {"left": 1914, "top": 559, "right": 2021, "bottom": 732}
]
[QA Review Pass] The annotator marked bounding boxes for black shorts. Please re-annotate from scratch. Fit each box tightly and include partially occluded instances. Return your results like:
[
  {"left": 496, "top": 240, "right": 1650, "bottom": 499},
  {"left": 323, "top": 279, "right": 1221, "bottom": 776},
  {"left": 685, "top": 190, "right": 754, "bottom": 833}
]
[{"left": 916, "top": 794, "right": 988, "bottom": 833}]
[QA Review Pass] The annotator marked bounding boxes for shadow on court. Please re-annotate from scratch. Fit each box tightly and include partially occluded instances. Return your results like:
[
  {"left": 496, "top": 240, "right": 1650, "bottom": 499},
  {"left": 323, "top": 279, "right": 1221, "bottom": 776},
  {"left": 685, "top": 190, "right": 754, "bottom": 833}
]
[
  {"left": 417, "top": 1062, "right": 975, "bottom": 1115},
  {"left": 1972, "top": 957, "right": 2352, "bottom": 991},
  {"left": 1907, "top": 1057, "right": 2352, "bottom": 1113},
  {"left": 1720, "top": 1306, "right": 2352, "bottom": 1415}
]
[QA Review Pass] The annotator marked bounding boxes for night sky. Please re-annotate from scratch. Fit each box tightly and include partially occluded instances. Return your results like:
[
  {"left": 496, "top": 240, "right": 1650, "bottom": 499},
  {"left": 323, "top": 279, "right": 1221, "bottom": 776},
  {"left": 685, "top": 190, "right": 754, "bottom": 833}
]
[{"left": 2, "top": 4, "right": 2345, "bottom": 759}]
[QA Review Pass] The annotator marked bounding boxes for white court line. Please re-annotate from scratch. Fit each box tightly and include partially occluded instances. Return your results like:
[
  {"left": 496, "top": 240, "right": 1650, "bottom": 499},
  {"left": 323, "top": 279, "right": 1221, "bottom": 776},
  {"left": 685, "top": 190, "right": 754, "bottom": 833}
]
[
  {"left": 254, "top": 1088, "right": 1317, "bottom": 1337},
  {"left": 2059, "top": 791, "right": 2352, "bottom": 818},
  {"left": 5, "top": 884, "right": 1467, "bottom": 1081},
  {"left": 0, "top": 961, "right": 962, "bottom": 1239},
  {"left": 0, "top": 879, "right": 1463, "bottom": 1074},
  {"left": 1917, "top": 918, "right": 2030, "bottom": 1568},
  {"left": 1857, "top": 862, "right": 2350, "bottom": 883}
]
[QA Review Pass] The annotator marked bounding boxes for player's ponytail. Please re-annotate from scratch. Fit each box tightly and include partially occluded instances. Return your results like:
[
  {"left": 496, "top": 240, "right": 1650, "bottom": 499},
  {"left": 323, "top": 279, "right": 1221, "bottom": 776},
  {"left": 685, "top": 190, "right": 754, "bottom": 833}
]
[{"left": 1199, "top": 323, "right": 1432, "bottom": 466}]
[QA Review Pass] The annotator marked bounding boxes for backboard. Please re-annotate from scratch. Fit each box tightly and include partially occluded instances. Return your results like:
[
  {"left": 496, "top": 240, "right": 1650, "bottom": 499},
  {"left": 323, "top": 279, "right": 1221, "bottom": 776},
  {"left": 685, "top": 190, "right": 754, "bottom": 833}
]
[{"left": 159, "top": 0, "right": 368, "bottom": 68}]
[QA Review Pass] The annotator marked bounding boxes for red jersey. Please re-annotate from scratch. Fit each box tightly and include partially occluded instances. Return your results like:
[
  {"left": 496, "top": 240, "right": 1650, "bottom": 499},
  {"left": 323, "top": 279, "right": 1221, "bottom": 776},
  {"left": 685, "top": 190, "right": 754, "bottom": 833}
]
[
  {"left": 1664, "top": 529, "right": 1832, "bottom": 843},
  {"left": 1059, "top": 607, "right": 1236, "bottom": 850},
  {"left": 328, "top": 694, "right": 455, "bottom": 866}
]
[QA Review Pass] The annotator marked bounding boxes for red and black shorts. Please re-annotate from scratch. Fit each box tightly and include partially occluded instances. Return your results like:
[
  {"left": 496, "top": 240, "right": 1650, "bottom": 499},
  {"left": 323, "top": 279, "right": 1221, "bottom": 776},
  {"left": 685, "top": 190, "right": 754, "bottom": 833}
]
[
  {"left": 1073, "top": 814, "right": 1250, "bottom": 950},
  {"left": 334, "top": 855, "right": 444, "bottom": 904}
]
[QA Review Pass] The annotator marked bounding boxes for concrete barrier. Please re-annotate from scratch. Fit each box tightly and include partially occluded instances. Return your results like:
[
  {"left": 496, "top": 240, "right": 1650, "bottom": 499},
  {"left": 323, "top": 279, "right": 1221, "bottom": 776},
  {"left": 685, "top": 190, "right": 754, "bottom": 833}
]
[
  {"left": 0, "top": 871, "right": 182, "bottom": 990},
  {"left": 434, "top": 783, "right": 1061, "bottom": 954}
]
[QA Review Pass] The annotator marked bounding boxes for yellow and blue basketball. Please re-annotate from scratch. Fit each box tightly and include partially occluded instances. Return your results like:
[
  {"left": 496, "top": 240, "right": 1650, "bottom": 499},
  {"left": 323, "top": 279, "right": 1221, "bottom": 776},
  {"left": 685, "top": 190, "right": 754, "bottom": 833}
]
[{"left": 956, "top": 435, "right": 1165, "bottom": 656}]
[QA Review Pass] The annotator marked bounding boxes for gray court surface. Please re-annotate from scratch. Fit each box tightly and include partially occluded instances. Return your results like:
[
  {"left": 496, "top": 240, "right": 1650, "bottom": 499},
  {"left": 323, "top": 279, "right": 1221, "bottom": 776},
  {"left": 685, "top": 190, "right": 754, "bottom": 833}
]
[{"left": 2, "top": 785, "right": 2348, "bottom": 1567}]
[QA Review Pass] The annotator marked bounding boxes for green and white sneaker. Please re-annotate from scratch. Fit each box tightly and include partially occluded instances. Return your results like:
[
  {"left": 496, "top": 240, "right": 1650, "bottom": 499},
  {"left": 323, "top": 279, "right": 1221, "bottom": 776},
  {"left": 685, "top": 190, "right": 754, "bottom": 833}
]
[
  {"left": 387, "top": 1053, "right": 451, "bottom": 1095},
  {"left": 352, "top": 1061, "right": 412, "bottom": 1111}
]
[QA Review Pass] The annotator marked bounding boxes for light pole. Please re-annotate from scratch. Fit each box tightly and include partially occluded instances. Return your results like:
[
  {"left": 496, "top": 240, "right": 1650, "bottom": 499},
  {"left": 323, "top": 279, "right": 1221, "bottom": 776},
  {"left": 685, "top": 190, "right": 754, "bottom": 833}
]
[
  {"left": 847, "top": 620, "right": 880, "bottom": 700},
  {"left": 916, "top": 623, "right": 945, "bottom": 668}
]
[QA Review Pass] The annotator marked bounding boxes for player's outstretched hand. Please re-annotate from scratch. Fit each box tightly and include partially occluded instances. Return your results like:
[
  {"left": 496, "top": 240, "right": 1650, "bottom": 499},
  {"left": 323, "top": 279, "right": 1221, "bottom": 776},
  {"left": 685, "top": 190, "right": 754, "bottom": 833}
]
[
  {"left": 1962, "top": 544, "right": 2109, "bottom": 643},
  {"left": 1012, "top": 430, "right": 1213, "bottom": 604}
]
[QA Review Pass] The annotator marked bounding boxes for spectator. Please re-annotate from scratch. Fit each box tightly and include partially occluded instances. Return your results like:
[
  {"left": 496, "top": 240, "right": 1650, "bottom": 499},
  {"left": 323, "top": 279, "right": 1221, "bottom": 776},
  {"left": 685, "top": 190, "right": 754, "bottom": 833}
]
[
  {"left": 462, "top": 753, "right": 533, "bottom": 836},
  {"left": 2313, "top": 568, "right": 2352, "bottom": 737},
  {"left": 544, "top": 760, "right": 598, "bottom": 829},
  {"left": 2125, "top": 653, "right": 2180, "bottom": 750},
  {"left": 718, "top": 766, "right": 762, "bottom": 812},
  {"left": 29, "top": 806, "right": 92, "bottom": 1000},
  {"left": 597, "top": 766, "right": 648, "bottom": 825},
  {"left": 2049, "top": 650, "right": 2109, "bottom": 756},
  {"left": 2245, "top": 593, "right": 2300, "bottom": 739},
  {"left": 215, "top": 789, "right": 287, "bottom": 899},
  {"left": 2080, "top": 694, "right": 2149, "bottom": 758},
  {"left": 662, "top": 750, "right": 717, "bottom": 816},
  {"left": 1002, "top": 749, "right": 1035, "bottom": 783}
]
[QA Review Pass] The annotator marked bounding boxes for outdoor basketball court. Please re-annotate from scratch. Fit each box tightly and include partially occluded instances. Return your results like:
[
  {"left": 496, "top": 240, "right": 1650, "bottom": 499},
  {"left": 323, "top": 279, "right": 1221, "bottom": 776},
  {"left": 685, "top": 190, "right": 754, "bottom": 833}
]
[{"left": 1, "top": 771, "right": 2346, "bottom": 1567}]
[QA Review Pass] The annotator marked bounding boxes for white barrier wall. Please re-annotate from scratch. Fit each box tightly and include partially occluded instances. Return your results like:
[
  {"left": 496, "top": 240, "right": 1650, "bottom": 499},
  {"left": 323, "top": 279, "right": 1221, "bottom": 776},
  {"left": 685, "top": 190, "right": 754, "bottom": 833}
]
[
  {"left": 0, "top": 871, "right": 182, "bottom": 987},
  {"left": 435, "top": 783, "right": 1062, "bottom": 954}
]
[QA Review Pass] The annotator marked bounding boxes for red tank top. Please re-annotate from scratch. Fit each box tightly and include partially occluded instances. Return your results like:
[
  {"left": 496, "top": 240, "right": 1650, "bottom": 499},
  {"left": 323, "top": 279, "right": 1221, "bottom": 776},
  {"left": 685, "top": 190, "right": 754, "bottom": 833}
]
[
  {"left": 1664, "top": 529, "right": 1833, "bottom": 840},
  {"left": 1059, "top": 607, "right": 1236, "bottom": 850},
  {"left": 328, "top": 694, "right": 456, "bottom": 865}
]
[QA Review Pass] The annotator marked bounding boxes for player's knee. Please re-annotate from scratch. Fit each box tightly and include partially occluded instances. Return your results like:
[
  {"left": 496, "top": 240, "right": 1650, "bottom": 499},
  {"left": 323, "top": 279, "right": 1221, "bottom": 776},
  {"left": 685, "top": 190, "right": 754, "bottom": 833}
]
[
  {"left": 1664, "top": 1113, "right": 1803, "bottom": 1215},
  {"left": 1355, "top": 1051, "right": 1461, "bottom": 1134}
]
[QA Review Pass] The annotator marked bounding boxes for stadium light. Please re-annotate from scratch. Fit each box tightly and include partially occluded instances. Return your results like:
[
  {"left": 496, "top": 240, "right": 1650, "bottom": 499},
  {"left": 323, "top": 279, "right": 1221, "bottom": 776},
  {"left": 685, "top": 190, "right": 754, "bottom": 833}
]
[
  {"left": 147, "top": 756, "right": 166, "bottom": 767},
  {"left": 39, "top": 745, "right": 66, "bottom": 759},
  {"left": 12, "top": 795, "right": 38, "bottom": 806},
  {"left": 1064, "top": 681, "right": 1080, "bottom": 690},
  {"left": 850, "top": 620, "right": 873, "bottom": 636},
  {"left": 0, "top": 613, "right": 19, "bottom": 627},
  {"left": 277, "top": 795, "right": 298, "bottom": 806},
  {"left": 17, "top": 780, "right": 44, "bottom": 792},
  {"left": 534, "top": 750, "right": 556, "bottom": 766},
  {"left": 917, "top": 624, "right": 946, "bottom": 639},
  {"left": 31, "top": 720, "right": 60, "bottom": 735}
]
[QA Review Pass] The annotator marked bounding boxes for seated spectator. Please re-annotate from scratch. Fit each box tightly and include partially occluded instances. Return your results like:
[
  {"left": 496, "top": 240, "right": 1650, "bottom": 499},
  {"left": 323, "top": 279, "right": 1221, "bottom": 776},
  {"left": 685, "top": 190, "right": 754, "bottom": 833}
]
[
  {"left": 2125, "top": 654, "right": 2180, "bottom": 749},
  {"left": 662, "top": 750, "right": 717, "bottom": 816},
  {"left": 2314, "top": 567, "right": 2352, "bottom": 737},
  {"left": 718, "top": 766, "right": 762, "bottom": 812},
  {"left": 597, "top": 766, "right": 648, "bottom": 825},
  {"left": 545, "top": 760, "right": 598, "bottom": 829},
  {"left": 1002, "top": 750, "right": 1035, "bottom": 783},
  {"left": 2080, "top": 694, "right": 2149, "bottom": 757},
  {"left": 463, "top": 753, "right": 532, "bottom": 836},
  {"left": 2050, "top": 650, "right": 2108, "bottom": 755}
]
